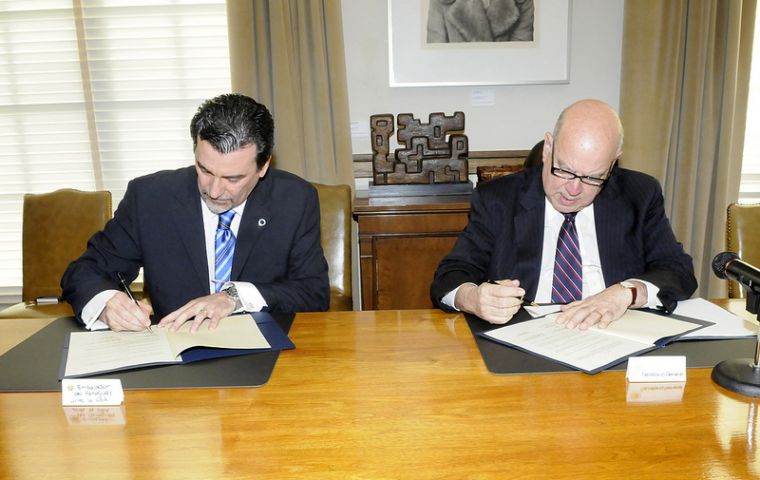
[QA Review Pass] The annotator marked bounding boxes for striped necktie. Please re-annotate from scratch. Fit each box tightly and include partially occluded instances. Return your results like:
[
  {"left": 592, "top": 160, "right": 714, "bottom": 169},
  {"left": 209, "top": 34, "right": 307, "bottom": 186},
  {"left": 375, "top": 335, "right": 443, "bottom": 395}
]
[
  {"left": 214, "top": 210, "right": 236, "bottom": 292},
  {"left": 551, "top": 212, "right": 582, "bottom": 304}
]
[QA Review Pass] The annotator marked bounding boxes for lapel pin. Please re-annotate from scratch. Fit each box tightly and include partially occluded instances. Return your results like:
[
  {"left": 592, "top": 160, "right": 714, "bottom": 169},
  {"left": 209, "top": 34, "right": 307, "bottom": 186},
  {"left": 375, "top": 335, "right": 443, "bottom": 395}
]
[{"left": 258, "top": 218, "right": 266, "bottom": 227}]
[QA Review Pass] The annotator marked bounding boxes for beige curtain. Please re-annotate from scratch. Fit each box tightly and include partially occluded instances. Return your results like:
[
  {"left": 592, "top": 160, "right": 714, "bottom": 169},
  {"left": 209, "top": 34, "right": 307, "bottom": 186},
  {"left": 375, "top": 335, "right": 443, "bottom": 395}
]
[
  {"left": 226, "top": 0, "right": 353, "bottom": 186},
  {"left": 620, "top": 0, "right": 756, "bottom": 298}
]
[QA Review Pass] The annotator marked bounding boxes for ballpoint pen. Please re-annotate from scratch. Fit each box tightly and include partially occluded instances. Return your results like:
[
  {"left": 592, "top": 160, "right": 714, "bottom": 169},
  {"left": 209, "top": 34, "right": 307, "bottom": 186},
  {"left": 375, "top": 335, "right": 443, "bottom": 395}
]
[{"left": 117, "top": 272, "right": 153, "bottom": 333}]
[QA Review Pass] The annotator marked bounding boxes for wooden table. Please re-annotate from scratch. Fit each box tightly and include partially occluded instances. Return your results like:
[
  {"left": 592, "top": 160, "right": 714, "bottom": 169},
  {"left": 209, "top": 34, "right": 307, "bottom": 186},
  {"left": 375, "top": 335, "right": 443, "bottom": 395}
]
[{"left": 0, "top": 301, "right": 758, "bottom": 479}]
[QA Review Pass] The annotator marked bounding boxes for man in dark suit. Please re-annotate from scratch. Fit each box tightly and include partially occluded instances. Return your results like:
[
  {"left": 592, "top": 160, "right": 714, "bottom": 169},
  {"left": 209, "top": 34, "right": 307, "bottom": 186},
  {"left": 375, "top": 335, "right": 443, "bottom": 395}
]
[
  {"left": 430, "top": 99, "right": 696, "bottom": 329},
  {"left": 62, "top": 94, "right": 329, "bottom": 332}
]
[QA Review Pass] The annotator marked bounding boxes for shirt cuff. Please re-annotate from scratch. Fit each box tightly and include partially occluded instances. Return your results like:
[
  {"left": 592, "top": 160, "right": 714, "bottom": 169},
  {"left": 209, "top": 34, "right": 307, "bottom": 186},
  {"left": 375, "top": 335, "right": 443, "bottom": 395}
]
[
  {"left": 81, "top": 290, "right": 119, "bottom": 331},
  {"left": 441, "top": 283, "right": 478, "bottom": 311},
  {"left": 228, "top": 281, "right": 268, "bottom": 312}
]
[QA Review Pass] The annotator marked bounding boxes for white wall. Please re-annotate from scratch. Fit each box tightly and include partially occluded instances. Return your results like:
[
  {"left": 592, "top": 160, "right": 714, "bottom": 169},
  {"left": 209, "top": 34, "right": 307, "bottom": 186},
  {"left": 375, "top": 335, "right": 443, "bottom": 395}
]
[{"left": 341, "top": 0, "right": 625, "bottom": 155}]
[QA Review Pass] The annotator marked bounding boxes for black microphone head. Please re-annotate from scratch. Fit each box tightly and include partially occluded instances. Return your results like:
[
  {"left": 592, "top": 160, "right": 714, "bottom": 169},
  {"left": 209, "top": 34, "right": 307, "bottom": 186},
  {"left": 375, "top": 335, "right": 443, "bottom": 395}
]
[{"left": 712, "top": 251, "right": 739, "bottom": 279}]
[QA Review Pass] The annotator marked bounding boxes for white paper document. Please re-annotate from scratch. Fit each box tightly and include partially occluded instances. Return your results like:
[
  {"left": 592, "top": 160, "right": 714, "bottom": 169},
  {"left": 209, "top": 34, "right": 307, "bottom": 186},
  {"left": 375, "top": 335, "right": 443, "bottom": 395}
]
[
  {"left": 64, "top": 315, "right": 270, "bottom": 378},
  {"left": 524, "top": 304, "right": 562, "bottom": 317},
  {"left": 482, "top": 309, "right": 706, "bottom": 374},
  {"left": 673, "top": 298, "right": 756, "bottom": 339}
]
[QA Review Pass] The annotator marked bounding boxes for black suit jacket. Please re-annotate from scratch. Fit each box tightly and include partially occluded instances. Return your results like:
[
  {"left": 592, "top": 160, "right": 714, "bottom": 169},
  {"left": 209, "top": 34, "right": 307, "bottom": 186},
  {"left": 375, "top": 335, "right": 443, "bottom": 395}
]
[
  {"left": 62, "top": 166, "right": 330, "bottom": 320},
  {"left": 430, "top": 166, "right": 697, "bottom": 312}
]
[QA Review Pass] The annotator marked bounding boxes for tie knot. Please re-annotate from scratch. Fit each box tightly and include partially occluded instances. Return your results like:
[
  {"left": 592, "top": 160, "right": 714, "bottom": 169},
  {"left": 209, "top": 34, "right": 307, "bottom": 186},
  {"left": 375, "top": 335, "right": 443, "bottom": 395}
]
[
  {"left": 218, "top": 210, "right": 235, "bottom": 230},
  {"left": 563, "top": 212, "right": 577, "bottom": 223}
]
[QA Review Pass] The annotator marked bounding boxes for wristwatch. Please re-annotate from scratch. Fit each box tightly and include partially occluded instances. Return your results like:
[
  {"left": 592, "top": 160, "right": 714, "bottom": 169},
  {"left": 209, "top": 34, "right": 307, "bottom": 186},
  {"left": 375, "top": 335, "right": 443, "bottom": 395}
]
[
  {"left": 222, "top": 283, "right": 243, "bottom": 311},
  {"left": 620, "top": 281, "right": 637, "bottom": 307}
]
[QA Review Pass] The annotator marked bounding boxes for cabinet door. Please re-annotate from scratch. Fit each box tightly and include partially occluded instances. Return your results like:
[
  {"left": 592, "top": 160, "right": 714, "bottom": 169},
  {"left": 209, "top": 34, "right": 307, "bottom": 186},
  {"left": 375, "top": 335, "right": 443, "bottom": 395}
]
[{"left": 374, "top": 235, "right": 459, "bottom": 310}]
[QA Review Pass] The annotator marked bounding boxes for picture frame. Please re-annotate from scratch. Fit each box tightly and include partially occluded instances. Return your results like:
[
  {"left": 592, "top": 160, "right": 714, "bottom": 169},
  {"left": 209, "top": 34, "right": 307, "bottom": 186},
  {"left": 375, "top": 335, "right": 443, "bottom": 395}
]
[{"left": 388, "top": 0, "right": 571, "bottom": 87}]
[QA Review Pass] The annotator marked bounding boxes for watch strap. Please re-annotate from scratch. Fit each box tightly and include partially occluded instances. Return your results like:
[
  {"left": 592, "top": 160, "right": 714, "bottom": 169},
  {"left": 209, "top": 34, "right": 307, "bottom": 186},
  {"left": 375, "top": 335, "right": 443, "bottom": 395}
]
[
  {"left": 620, "top": 281, "right": 637, "bottom": 307},
  {"left": 222, "top": 283, "right": 243, "bottom": 311}
]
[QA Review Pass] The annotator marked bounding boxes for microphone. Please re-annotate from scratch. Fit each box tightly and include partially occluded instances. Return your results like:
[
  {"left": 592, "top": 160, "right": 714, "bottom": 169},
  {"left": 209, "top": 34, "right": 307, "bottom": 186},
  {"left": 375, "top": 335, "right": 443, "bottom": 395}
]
[
  {"left": 711, "top": 251, "right": 760, "bottom": 398},
  {"left": 712, "top": 251, "right": 760, "bottom": 293}
]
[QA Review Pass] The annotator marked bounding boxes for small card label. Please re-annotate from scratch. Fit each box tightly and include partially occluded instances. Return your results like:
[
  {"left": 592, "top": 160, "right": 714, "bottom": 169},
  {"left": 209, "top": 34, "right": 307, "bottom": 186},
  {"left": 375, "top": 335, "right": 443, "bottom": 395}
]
[
  {"left": 626, "top": 356, "right": 687, "bottom": 382},
  {"left": 62, "top": 379, "right": 125, "bottom": 406},
  {"left": 471, "top": 89, "right": 496, "bottom": 107}
]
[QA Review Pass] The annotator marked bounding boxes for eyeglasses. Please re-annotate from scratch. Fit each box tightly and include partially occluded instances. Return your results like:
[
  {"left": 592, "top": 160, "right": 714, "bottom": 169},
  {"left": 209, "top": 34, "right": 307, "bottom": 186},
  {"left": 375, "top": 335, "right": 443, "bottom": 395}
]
[{"left": 550, "top": 145, "right": 611, "bottom": 187}]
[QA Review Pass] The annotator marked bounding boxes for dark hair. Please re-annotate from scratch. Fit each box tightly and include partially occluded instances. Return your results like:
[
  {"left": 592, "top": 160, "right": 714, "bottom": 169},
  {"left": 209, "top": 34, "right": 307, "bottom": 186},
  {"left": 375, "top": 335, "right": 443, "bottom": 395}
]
[{"left": 190, "top": 93, "right": 274, "bottom": 168}]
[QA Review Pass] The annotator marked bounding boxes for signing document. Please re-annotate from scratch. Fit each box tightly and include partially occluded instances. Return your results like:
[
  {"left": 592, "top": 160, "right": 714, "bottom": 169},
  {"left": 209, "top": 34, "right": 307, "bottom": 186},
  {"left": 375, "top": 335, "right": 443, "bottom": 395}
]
[
  {"left": 64, "top": 315, "right": 270, "bottom": 378},
  {"left": 481, "top": 309, "right": 708, "bottom": 374}
]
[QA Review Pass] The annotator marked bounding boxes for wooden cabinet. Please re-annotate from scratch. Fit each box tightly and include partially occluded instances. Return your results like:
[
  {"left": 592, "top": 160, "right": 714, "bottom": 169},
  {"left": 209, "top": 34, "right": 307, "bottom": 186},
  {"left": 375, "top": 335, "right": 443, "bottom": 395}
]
[{"left": 353, "top": 194, "right": 470, "bottom": 310}]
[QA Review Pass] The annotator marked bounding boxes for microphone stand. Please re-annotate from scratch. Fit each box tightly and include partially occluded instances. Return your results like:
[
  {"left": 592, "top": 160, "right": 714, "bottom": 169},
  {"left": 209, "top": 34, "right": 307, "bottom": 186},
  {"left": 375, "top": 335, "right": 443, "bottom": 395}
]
[{"left": 712, "top": 290, "right": 760, "bottom": 396}]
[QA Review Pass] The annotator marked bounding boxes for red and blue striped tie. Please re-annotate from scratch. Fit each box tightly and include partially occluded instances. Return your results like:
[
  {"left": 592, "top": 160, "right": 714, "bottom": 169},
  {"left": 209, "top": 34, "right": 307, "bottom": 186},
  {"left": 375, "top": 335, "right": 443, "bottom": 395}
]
[
  {"left": 551, "top": 213, "right": 582, "bottom": 304},
  {"left": 214, "top": 210, "right": 236, "bottom": 292}
]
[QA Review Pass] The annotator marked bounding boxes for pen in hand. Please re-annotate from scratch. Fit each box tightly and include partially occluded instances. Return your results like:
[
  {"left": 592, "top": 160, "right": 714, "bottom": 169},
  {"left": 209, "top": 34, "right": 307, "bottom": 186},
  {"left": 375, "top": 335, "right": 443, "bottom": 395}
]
[{"left": 117, "top": 272, "right": 152, "bottom": 333}]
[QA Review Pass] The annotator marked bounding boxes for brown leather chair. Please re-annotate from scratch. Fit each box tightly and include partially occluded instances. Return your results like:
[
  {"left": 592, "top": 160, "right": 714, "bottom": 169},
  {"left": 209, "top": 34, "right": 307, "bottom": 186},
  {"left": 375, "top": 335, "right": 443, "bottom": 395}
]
[
  {"left": 0, "top": 189, "right": 112, "bottom": 318},
  {"left": 313, "top": 183, "right": 353, "bottom": 311},
  {"left": 726, "top": 203, "right": 760, "bottom": 298}
]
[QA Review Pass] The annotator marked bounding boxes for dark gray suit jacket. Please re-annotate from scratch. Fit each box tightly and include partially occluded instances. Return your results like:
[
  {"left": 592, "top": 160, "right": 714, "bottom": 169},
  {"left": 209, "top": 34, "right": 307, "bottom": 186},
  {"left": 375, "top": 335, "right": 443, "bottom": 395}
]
[
  {"left": 62, "top": 166, "right": 329, "bottom": 320},
  {"left": 430, "top": 166, "right": 697, "bottom": 312}
]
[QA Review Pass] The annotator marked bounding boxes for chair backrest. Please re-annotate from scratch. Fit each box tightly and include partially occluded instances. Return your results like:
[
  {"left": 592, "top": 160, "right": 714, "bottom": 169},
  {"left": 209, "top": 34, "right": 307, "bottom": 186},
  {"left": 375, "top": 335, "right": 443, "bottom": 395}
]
[
  {"left": 22, "top": 189, "right": 112, "bottom": 302},
  {"left": 726, "top": 203, "right": 760, "bottom": 298},
  {"left": 313, "top": 183, "right": 352, "bottom": 311}
]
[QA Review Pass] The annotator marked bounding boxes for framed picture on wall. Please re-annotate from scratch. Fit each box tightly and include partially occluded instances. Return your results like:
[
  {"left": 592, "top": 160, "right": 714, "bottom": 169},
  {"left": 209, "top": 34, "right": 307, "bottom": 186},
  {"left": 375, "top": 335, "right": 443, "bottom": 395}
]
[{"left": 389, "top": 0, "right": 571, "bottom": 87}]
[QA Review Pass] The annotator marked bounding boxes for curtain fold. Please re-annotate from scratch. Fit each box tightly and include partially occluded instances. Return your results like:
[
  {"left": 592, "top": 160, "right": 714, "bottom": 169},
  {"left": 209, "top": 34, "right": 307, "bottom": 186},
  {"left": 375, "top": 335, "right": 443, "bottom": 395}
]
[
  {"left": 620, "top": 0, "right": 756, "bottom": 298},
  {"left": 226, "top": 0, "right": 353, "bottom": 186}
]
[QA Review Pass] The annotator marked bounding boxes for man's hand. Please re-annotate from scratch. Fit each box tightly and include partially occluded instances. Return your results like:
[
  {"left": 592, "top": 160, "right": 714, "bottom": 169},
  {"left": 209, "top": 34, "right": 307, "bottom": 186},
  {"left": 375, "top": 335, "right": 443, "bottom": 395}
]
[
  {"left": 102, "top": 292, "right": 153, "bottom": 332},
  {"left": 455, "top": 279, "right": 525, "bottom": 324},
  {"left": 157, "top": 292, "right": 236, "bottom": 333},
  {"left": 556, "top": 280, "right": 645, "bottom": 330}
]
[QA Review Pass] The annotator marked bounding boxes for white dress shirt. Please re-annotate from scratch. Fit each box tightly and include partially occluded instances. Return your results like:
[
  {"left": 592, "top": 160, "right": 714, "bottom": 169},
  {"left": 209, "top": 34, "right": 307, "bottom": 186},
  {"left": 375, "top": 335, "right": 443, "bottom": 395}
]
[
  {"left": 82, "top": 197, "right": 267, "bottom": 330},
  {"left": 441, "top": 198, "right": 661, "bottom": 310}
]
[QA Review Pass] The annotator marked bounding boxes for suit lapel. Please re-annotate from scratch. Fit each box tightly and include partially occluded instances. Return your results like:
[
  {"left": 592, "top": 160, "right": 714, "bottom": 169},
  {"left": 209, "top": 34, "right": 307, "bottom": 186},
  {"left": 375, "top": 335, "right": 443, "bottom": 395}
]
[
  {"left": 485, "top": 0, "right": 521, "bottom": 38},
  {"left": 513, "top": 170, "right": 545, "bottom": 299},
  {"left": 169, "top": 168, "right": 210, "bottom": 292},
  {"left": 594, "top": 169, "right": 627, "bottom": 286},
  {"left": 231, "top": 174, "right": 272, "bottom": 280},
  {"left": 446, "top": 0, "right": 491, "bottom": 41}
]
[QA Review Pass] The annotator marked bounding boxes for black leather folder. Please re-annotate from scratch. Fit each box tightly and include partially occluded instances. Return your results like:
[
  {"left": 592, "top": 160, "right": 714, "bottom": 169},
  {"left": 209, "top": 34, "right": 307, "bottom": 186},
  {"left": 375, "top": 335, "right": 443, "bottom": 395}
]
[{"left": 468, "top": 309, "right": 756, "bottom": 375}]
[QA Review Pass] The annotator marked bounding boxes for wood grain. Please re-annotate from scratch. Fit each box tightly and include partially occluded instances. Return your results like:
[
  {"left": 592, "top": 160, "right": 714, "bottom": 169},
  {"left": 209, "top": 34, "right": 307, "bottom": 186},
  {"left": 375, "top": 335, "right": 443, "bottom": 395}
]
[
  {"left": 353, "top": 195, "right": 470, "bottom": 310},
  {"left": 0, "top": 302, "right": 757, "bottom": 479}
]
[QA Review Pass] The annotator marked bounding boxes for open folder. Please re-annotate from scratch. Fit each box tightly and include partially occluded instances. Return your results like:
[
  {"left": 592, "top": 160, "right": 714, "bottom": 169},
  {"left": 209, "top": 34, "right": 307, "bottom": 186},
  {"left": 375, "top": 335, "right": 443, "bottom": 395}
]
[
  {"left": 480, "top": 309, "right": 710, "bottom": 374},
  {"left": 62, "top": 313, "right": 294, "bottom": 378}
]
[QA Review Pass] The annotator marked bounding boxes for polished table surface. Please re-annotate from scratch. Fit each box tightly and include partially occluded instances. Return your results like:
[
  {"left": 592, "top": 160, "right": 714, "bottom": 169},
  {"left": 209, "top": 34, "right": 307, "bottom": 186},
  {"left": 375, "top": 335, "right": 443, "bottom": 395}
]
[{"left": 0, "top": 301, "right": 759, "bottom": 479}]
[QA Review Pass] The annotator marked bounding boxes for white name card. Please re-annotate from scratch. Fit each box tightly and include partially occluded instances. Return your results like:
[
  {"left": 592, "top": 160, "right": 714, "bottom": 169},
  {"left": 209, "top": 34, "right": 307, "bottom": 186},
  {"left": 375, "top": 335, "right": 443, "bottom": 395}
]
[
  {"left": 62, "top": 379, "right": 124, "bottom": 406},
  {"left": 626, "top": 356, "right": 687, "bottom": 383}
]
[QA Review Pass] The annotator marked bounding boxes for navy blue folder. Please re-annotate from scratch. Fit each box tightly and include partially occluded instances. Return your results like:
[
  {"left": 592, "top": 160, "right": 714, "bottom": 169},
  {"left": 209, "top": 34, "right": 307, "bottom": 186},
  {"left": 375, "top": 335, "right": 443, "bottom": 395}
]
[{"left": 0, "top": 312, "right": 295, "bottom": 392}]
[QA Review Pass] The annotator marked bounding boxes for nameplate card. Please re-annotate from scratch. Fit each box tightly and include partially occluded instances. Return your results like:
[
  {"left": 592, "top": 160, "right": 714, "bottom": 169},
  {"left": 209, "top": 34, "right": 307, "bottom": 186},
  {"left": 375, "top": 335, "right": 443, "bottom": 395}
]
[
  {"left": 61, "top": 379, "right": 124, "bottom": 406},
  {"left": 626, "top": 356, "right": 687, "bottom": 383}
]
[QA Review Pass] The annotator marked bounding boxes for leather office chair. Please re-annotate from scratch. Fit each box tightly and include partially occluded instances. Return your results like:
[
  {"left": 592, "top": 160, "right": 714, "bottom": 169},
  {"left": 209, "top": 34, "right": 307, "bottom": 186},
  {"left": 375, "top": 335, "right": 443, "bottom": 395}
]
[
  {"left": 726, "top": 203, "right": 760, "bottom": 298},
  {"left": 313, "top": 183, "right": 353, "bottom": 311},
  {"left": 0, "top": 189, "right": 112, "bottom": 318}
]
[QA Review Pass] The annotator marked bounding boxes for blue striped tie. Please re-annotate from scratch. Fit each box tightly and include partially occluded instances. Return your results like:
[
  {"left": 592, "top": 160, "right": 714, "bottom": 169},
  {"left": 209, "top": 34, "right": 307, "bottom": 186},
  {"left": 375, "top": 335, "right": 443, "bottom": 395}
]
[
  {"left": 214, "top": 210, "right": 236, "bottom": 292},
  {"left": 551, "top": 213, "right": 582, "bottom": 304}
]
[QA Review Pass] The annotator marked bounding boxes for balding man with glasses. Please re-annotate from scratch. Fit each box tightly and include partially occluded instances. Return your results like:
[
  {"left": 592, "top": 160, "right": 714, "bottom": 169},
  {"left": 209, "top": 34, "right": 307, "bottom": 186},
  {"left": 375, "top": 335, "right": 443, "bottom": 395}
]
[{"left": 431, "top": 99, "right": 696, "bottom": 329}]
